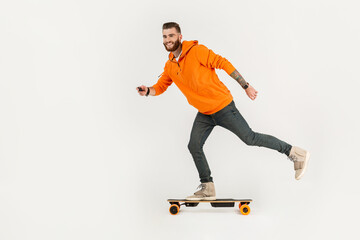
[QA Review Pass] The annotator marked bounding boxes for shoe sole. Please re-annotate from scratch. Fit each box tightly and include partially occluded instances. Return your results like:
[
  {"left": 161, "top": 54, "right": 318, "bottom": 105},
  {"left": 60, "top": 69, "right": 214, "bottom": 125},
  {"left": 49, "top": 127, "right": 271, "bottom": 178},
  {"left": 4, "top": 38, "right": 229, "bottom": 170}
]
[
  {"left": 185, "top": 196, "right": 216, "bottom": 201},
  {"left": 185, "top": 197, "right": 202, "bottom": 200},
  {"left": 203, "top": 196, "right": 216, "bottom": 200},
  {"left": 296, "top": 151, "right": 310, "bottom": 180}
]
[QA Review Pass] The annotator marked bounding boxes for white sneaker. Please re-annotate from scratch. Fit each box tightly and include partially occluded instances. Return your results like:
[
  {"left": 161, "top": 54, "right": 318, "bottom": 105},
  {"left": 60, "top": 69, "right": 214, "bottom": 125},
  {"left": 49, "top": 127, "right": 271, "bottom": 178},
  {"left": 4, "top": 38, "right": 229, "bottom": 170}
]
[
  {"left": 186, "top": 182, "right": 216, "bottom": 200},
  {"left": 288, "top": 146, "right": 310, "bottom": 180}
]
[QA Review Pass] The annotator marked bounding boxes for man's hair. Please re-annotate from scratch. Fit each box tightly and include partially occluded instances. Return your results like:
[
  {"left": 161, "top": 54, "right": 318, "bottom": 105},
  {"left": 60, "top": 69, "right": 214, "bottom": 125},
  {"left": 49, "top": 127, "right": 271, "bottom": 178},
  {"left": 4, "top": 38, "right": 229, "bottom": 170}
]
[{"left": 162, "top": 22, "right": 181, "bottom": 34}]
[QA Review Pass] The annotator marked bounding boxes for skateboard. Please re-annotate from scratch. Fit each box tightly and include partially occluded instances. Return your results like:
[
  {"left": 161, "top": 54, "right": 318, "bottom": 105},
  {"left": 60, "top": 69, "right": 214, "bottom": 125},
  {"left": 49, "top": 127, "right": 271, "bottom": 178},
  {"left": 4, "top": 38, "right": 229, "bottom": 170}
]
[{"left": 167, "top": 198, "right": 252, "bottom": 215}]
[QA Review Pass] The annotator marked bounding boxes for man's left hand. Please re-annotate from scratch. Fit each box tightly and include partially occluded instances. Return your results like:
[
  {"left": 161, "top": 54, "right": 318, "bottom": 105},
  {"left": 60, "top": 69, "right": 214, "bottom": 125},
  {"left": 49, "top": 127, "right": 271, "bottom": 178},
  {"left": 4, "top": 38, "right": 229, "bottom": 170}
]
[{"left": 245, "top": 85, "right": 258, "bottom": 100}]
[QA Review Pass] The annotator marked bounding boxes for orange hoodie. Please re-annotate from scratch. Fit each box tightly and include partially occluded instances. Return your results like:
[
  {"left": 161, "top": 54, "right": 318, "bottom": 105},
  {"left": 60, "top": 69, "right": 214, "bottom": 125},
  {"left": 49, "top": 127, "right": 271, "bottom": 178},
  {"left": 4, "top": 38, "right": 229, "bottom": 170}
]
[{"left": 152, "top": 40, "right": 236, "bottom": 115}]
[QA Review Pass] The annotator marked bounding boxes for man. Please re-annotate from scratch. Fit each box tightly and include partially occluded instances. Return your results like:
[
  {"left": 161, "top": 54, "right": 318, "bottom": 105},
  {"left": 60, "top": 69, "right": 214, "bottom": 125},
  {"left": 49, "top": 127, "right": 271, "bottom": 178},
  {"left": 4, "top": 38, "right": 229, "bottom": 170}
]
[{"left": 136, "top": 22, "right": 310, "bottom": 200}]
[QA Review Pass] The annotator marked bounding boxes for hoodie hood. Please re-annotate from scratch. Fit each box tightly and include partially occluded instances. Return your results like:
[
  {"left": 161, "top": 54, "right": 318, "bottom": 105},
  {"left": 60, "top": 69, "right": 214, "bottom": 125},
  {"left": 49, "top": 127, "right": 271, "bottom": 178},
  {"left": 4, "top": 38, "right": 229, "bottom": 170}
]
[{"left": 168, "top": 40, "right": 198, "bottom": 62}]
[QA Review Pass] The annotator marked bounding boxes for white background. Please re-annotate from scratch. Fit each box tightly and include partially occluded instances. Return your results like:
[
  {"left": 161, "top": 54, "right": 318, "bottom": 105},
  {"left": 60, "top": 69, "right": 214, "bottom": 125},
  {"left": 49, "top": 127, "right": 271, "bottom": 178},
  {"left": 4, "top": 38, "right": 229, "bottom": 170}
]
[{"left": 1, "top": 0, "right": 360, "bottom": 239}]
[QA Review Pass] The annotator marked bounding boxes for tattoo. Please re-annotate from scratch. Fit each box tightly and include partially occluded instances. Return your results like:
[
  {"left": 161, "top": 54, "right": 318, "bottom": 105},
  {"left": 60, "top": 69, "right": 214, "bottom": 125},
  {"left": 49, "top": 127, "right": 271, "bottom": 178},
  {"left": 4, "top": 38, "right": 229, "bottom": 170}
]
[{"left": 230, "top": 69, "right": 247, "bottom": 88}]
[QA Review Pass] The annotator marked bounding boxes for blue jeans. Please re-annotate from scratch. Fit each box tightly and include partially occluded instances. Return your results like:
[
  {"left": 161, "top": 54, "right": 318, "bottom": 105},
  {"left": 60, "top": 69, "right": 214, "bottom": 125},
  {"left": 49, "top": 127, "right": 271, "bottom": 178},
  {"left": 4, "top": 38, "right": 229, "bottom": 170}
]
[{"left": 188, "top": 101, "right": 292, "bottom": 183}]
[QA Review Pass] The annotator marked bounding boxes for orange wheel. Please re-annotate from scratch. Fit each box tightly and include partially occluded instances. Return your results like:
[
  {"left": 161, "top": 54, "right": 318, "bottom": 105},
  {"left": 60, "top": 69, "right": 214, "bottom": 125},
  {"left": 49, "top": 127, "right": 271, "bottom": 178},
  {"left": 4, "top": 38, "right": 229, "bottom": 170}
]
[
  {"left": 240, "top": 204, "right": 251, "bottom": 215},
  {"left": 169, "top": 204, "right": 180, "bottom": 215}
]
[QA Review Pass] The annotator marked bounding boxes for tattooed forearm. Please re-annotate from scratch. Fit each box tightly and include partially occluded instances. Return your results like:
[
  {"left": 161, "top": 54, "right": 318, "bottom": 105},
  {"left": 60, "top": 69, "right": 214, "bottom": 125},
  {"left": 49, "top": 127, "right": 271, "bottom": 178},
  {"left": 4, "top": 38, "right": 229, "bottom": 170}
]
[{"left": 230, "top": 69, "right": 247, "bottom": 89}]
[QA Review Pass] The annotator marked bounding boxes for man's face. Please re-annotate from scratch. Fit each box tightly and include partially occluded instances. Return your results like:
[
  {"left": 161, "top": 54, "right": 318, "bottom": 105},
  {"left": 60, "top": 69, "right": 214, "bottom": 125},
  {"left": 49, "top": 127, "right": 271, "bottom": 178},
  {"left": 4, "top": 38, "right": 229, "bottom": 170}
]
[{"left": 162, "top": 28, "right": 182, "bottom": 52}]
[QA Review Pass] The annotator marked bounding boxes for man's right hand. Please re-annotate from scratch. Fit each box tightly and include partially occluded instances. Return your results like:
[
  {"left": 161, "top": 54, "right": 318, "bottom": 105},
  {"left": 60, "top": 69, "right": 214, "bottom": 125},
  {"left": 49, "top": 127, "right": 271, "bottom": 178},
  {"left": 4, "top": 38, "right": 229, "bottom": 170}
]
[{"left": 136, "top": 85, "right": 148, "bottom": 96}]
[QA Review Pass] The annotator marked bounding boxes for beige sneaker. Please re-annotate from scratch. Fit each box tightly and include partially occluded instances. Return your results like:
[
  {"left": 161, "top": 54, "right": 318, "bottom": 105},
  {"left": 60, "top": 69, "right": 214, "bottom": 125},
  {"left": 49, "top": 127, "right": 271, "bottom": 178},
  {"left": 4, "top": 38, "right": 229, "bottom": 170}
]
[
  {"left": 288, "top": 146, "right": 310, "bottom": 180},
  {"left": 186, "top": 182, "right": 216, "bottom": 200}
]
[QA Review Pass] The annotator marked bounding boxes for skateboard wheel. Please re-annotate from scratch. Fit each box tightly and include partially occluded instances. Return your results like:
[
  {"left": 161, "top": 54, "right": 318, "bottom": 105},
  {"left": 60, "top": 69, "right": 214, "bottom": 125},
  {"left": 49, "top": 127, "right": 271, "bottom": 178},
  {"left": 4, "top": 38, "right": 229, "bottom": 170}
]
[
  {"left": 169, "top": 204, "right": 180, "bottom": 215},
  {"left": 239, "top": 204, "right": 250, "bottom": 215}
]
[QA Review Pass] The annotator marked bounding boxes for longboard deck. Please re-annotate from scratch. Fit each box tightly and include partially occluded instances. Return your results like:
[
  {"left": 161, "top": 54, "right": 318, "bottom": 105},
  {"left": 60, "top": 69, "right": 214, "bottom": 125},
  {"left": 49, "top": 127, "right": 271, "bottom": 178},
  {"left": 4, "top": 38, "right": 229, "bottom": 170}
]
[{"left": 168, "top": 198, "right": 252, "bottom": 203}]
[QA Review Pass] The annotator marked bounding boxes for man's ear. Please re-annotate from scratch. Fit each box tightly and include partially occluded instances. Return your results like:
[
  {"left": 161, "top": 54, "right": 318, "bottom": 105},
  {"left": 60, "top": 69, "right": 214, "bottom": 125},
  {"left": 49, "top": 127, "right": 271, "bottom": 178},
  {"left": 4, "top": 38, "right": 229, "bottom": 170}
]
[{"left": 179, "top": 34, "right": 183, "bottom": 41}]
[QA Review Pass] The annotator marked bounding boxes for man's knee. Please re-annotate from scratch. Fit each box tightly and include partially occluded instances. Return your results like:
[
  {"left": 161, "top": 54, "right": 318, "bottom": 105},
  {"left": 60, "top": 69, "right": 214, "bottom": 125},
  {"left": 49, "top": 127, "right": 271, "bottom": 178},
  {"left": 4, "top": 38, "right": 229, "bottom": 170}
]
[
  {"left": 242, "top": 131, "right": 257, "bottom": 146},
  {"left": 188, "top": 140, "right": 201, "bottom": 153}
]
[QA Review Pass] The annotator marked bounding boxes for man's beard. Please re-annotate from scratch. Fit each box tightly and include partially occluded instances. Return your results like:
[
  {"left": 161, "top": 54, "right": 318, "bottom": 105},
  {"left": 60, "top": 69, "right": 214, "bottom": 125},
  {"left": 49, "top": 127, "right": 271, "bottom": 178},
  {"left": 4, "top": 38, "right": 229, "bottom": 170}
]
[{"left": 163, "top": 38, "right": 181, "bottom": 52}]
